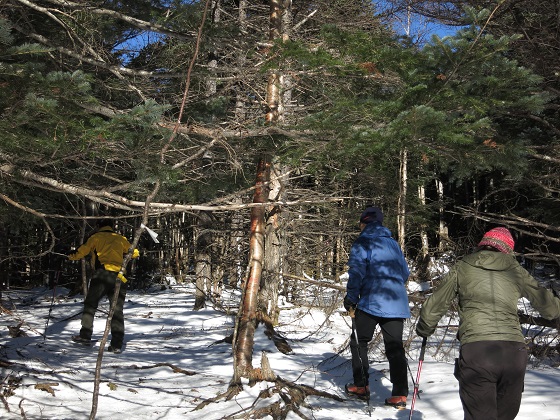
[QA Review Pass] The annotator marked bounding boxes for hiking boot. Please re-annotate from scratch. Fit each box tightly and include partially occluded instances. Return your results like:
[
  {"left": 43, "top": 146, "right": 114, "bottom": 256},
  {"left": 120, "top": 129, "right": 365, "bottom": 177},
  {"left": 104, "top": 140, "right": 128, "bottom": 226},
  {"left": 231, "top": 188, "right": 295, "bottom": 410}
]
[
  {"left": 71, "top": 335, "right": 92, "bottom": 346},
  {"left": 345, "top": 383, "right": 370, "bottom": 399},
  {"left": 385, "top": 395, "right": 407, "bottom": 409},
  {"left": 108, "top": 345, "right": 122, "bottom": 354}
]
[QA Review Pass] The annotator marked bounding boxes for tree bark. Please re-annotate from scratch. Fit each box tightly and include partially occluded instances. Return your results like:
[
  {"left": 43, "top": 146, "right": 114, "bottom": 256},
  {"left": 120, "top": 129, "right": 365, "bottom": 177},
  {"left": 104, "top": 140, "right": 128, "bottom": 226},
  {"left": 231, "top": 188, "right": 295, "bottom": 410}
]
[
  {"left": 397, "top": 147, "right": 408, "bottom": 250},
  {"left": 436, "top": 178, "right": 449, "bottom": 251},
  {"left": 261, "top": 160, "right": 286, "bottom": 324},
  {"left": 233, "top": 156, "right": 270, "bottom": 378},
  {"left": 79, "top": 200, "right": 89, "bottom": 296},
  {"left": 194, "top": 212, "right": 213, "bottom": 310}
]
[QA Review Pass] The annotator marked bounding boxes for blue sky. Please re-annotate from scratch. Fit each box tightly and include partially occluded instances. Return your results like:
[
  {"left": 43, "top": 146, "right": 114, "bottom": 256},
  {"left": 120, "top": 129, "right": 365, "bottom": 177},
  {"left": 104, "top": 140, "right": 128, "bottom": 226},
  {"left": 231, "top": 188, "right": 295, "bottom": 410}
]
[{"left": 374, "top": 1, "right": 463, "bottom": 44}]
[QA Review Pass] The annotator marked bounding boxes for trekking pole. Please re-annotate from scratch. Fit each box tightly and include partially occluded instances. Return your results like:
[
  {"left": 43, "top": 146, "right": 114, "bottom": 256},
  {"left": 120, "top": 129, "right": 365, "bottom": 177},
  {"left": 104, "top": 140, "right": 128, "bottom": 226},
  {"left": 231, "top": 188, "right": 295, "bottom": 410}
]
[
  {"left": 350, "top": 308, "right": 372, "bottom": 416},
  {"left": 408, "top": 337, "right": 427, "bottom": 420},
  {"left": 43, "top": 270, "right": 60, "bottom": 343}
]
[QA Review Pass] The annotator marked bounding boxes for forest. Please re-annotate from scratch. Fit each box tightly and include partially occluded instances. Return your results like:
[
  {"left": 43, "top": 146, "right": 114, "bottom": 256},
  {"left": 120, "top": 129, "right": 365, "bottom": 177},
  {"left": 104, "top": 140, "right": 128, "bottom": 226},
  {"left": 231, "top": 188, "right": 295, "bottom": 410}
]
[{"left": 1, "top": 0, "right": 560, "bottom": 409}]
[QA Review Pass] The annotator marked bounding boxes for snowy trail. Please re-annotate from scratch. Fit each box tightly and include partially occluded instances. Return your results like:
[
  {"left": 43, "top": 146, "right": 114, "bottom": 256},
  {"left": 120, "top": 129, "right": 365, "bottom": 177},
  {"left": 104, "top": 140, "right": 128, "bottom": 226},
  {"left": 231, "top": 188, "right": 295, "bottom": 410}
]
[{"left": 1, "top": 285, "right": 559, "bottom": 419}]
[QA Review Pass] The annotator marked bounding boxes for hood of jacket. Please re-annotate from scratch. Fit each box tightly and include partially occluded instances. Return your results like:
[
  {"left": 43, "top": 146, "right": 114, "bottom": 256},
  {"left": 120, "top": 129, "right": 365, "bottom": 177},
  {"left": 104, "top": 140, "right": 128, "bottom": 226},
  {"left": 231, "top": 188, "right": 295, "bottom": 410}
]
[
  {"left": 359, "top": 221, "right": 393, "bottom": 240},
  {"left": 461, "top": 249, "right": 519, "bottom": 272}
]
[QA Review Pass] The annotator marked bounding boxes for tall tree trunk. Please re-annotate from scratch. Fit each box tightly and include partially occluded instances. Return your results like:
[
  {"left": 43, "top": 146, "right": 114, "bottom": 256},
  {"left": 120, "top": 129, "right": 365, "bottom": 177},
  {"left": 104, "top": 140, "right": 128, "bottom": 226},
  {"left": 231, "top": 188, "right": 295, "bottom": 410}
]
[
  {"left": 230, "top": 197, "right": 245, "bottom": 288},
  {"left": 418, "top": 183, "right": 429, "bottom": 257},
  {"left": 265, "top": 0, "right": 284, "bottom": 123},
  {"left": 261, "top": 160, "right": 287, "bottom": 324},
  {"left": 212, "top": 233, "right": 225, "bottom": 302},
  {"left": 206, "top": 0, "right": 220, "bottom": 95},
  {"left": 258, "top": 0, "right": 291, "bottom": 324},
  {"left": 279, "top": 2, "right": 293, "bottom": 120},
  {"left": 232, "top": 0, "right": 291, "bottom": 381},
  {"left": 79, "top": 198, "right": 98, "bottom": 295},
  {"left": 0, "top": 224, "right": 5, "bottom": 300},
  {"left": 194, "top": 212, "right": 213, "bottom": 310},
  {"left": 234, "top": 0, "right": 248, "bottom": 121},
  {"left": 194, "top": 249, "right": 211, "bottom": 310},
  {"left": 397, "top": 147, "right": 408, "bottom": 250},
  {"left": 233, "top": 156, "right": 270, "bottom": 378},
  {"left": 436, "top": 178, "right": 449, "bottom": 251},
  {"left": 171, "top": 215, "right": 185, "bottom": 281},
  {"left": 335, "top": 209, "right": 346, "bottom": 281},
  {"left": 417, "top": 182, "right": 431, "bottom": 283},
  {"left": 79, "top": 200, "right": 89, "bottom": 295}
]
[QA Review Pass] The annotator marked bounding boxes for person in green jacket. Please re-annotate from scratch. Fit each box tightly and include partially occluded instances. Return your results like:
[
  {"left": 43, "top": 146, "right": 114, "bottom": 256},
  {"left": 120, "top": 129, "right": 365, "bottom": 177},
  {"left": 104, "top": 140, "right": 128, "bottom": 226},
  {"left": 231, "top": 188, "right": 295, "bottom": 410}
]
[
  {"left": 68, "top": 219, "right": 140, "bottom": 353},
  {"left": 416, "top": 227, "right": 560, "bottom": 420}
]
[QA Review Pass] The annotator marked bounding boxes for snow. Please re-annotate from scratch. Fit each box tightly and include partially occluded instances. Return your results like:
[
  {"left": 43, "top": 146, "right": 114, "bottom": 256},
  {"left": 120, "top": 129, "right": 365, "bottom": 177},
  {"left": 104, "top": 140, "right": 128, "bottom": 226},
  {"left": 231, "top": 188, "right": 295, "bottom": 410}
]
[{"left": 1, "top": 283, "right": 560, "bottom": 419}]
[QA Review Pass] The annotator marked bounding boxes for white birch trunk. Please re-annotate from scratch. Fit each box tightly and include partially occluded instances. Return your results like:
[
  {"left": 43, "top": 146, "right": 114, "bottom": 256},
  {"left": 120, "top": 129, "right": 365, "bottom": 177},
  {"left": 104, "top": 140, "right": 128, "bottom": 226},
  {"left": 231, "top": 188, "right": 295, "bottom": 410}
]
[
  {"left": 418, "top": 183, "right": 429, "bottom": 257},
  {"left": 397, "top": 148, "right": 408, "bottom": 250}
]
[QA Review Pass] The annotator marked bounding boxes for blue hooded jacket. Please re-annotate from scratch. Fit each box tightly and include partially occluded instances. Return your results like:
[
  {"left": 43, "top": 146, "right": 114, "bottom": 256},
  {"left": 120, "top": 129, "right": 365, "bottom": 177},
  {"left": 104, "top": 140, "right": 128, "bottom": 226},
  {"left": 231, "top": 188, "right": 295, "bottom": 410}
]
[{"left": 346, "top": 222, "right": 411, "bottom": 318}]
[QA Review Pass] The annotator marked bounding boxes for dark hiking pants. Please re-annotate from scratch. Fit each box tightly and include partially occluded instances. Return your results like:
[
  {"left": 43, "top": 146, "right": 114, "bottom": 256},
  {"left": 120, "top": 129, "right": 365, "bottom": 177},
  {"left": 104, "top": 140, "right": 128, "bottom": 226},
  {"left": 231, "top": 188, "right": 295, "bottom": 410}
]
[
  {"left": 350, "top": 309, "right": 409, "bottom": 396},
  {"left": 457, "top": 340, "right": 528, "bottom": 420},
  {"left": 79, "top": 268, "right": 127, "bottom": 348}
]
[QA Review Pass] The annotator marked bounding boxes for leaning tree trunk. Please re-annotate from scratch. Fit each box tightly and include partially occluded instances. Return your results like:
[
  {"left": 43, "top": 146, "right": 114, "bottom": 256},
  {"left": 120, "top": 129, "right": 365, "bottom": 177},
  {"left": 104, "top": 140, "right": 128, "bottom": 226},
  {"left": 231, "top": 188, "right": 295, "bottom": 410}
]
[
  {"left": 233, "top": 156, "right": 270, "bottom": 380},
  {"left": 89, "top": 182, "right": 160, "bottom": 420},
  {"left": 232, "top": 0, "right": 291, "bottom": 382}
]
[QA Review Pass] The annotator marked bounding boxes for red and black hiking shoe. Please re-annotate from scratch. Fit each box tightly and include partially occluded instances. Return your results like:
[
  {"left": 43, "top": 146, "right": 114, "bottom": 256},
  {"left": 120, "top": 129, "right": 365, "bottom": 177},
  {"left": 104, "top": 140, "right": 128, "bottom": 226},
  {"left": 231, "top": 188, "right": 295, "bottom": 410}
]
[
  {"left": 345, "top": 383, "right": 370, "bottom": 400},
  {"left": 385, "top": 395, "right": 407, "bottom": 409}
]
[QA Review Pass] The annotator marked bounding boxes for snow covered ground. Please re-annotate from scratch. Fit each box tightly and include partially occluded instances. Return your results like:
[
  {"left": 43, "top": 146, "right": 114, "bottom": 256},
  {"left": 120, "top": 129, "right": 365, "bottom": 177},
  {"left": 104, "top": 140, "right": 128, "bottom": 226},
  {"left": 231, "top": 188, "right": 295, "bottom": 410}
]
[{"left": 1, "top": 282, "right": 559, "bottom": 419}]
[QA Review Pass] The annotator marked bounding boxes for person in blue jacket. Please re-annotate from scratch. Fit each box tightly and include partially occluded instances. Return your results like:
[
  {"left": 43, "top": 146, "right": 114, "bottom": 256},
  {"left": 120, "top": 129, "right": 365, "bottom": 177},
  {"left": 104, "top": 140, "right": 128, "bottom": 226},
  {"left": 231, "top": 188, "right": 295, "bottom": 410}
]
[{"left": 343, "top": 206, "right": 411, "bottom": 409}]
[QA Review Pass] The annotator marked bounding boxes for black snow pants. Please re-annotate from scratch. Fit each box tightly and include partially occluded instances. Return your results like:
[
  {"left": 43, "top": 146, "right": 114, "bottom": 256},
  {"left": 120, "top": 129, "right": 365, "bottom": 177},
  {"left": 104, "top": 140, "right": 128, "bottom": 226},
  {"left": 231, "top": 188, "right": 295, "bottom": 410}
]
[
  {"left": 457, "top": 340, "right": 528, "bottom": 420},
  {"left": 79, "top": 268, "right": 127, "bottom": 348},
  {"left": 350, "top": 309, "right": 409, "bottom": 396}
]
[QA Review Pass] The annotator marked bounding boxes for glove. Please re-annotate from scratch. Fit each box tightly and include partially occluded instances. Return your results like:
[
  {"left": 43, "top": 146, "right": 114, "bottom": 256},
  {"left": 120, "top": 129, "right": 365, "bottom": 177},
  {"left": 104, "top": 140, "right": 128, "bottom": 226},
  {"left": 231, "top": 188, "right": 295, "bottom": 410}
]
[
  {"left": 415, "top": 318, "right": 432, "bottom": 338},
  {"left": 343, "top": 295, "right": 357, "bottom": 312}
]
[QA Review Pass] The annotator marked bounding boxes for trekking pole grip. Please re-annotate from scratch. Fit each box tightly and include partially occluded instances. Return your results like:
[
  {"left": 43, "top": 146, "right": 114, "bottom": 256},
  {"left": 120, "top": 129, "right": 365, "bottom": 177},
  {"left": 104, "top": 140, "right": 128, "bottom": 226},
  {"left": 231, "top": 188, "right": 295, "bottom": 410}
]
[{"left": 419, "top": 337, "right": 427, "bottom": 361}]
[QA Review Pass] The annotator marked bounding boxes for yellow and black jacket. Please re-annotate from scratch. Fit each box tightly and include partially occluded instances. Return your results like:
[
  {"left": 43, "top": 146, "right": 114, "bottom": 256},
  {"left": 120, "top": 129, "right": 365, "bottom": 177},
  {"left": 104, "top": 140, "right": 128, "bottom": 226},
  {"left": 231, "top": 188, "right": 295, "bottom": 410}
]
[{"left": 68, "top": 226, "right": 139, "bottom": 282}]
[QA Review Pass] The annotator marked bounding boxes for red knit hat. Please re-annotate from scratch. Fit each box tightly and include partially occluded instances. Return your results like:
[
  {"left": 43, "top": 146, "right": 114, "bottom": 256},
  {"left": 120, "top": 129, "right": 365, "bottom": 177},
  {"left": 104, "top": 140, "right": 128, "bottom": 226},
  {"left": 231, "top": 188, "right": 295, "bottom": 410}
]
[{"left": 478, "top": 227, "right": 515, "bottom": 254}]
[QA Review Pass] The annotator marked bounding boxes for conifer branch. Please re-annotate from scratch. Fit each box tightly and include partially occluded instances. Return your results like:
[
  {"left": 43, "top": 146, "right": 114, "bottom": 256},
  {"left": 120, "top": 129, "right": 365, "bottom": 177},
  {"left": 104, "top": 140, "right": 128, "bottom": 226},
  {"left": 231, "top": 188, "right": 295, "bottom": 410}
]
[{"left": 19, "top": 0, "right": 195, "bottom": 40}]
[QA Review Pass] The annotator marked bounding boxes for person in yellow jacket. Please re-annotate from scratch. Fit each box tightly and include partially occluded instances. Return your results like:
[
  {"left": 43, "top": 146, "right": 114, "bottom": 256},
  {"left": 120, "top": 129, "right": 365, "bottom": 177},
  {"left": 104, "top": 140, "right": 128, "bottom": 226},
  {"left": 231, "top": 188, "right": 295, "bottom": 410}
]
[{"left": 68, "top": 219, "right": 140, "bottom": 353}]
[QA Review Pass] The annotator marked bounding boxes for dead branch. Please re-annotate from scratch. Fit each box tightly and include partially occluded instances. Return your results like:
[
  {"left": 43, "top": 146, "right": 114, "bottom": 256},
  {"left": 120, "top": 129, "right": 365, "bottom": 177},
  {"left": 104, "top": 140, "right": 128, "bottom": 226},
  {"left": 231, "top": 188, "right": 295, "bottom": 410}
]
[
  {"left": 18, "top": 398, "right": 27, "bottom": 419},
  {"left": 454, "top": 206, "right": 560, "bottom": 239},
  {"left": 109, "top": 362, "right": 197, "bottom": 375},
  {"left": 258, "top": 314, "right": 293, "bottom": 354},
  {"left": 518, "top": 311, "right": 560, "bottom": 329},
  {"left": 194, "top": 375, "right": 343, "bottom": 419},
  {"left": 1, "top": 394, "right": 9, "bottom": 413},
  {"left": 10, "top": 23, "right": 184, "bottom": 80},
  {"left": 283, "top": 274, "right": 345, "bottom": 291},
  {"left": 0, "top": 167, "right": 343, "bottom": 215},
  {"left": 39, "top": 0, "right": 196, "bottom": 40}
]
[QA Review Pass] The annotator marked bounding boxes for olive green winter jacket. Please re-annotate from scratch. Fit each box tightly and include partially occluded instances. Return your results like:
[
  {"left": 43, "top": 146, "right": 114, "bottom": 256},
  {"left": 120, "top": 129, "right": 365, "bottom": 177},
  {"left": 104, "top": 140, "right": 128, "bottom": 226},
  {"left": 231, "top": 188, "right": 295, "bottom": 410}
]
[{"left": 416, "top": 250, "right": 560, "bottom": 344}]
